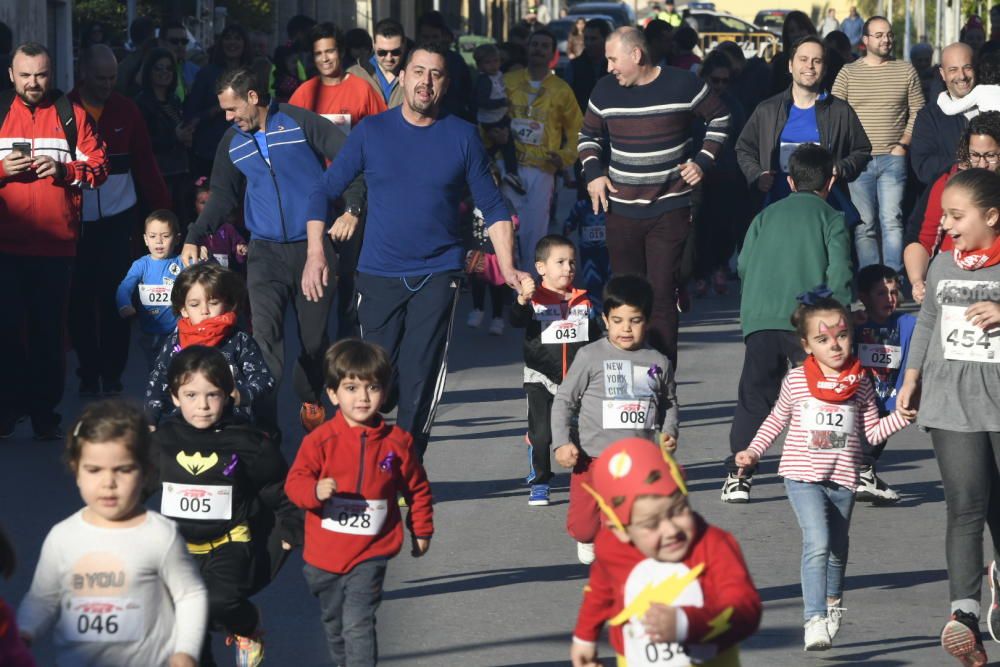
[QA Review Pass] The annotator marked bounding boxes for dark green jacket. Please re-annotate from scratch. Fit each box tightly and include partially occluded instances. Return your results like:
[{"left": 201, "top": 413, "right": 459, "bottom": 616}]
[{"left": 737, "top": 191, "right": 853, "bottom": 337}]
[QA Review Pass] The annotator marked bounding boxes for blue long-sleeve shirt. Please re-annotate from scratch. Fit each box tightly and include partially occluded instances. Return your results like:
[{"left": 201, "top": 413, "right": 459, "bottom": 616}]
[
  {"left": 305, "top": 107, "right": 510, "bottom": 277},
  {"left": 116, "top": 255, "right": 184, "bottom": 335}
]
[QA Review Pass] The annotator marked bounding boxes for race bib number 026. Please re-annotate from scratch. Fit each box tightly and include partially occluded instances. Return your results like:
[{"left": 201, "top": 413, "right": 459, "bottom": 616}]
[
  {"left": 321, "top": 498, "right": 388, "bottom": 536},
  {"left": 161, "top": 483, "right": 233, "bottom": 520},
  {"left": 59, "top": 597, "right": 143, "bottom": 643},
  {"left": 138, "top": 284, "right": 171, "bottom": 307}
]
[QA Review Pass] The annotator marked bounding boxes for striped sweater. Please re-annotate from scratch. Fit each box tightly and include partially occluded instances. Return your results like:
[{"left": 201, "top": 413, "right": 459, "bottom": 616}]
[
  {"left": 746, "top": 366, "right": 908, "bottom": 489},
  {"left": 577, "top": 66, "right": 731, "bottom": 219},
  {"left": 831, "top": 59, "right": 924, "bottom": 155}
]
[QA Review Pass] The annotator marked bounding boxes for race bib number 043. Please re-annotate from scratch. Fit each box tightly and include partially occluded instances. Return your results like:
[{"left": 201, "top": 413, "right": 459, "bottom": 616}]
[
  {"left": 59, "top": 597, "right": 143, "bottom": 643},
  {"left": 161, "top": 483, "right": 233, "bottom": 520},
  {"left": 321, "top": 497, "right": 388, "bottom": 536},
  {"left": 541, "top": 319, "right": 588, "bottom": 344}
]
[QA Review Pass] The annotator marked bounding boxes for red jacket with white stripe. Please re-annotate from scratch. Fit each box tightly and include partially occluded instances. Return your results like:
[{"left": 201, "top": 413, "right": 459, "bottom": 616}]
[
  {"left": 0, "top": 94, "right": 107, "bottom": 256},
  {"left": 285, "top": 411, "right": 433, "bottom": 574},
  {"left": 69, "top": 89, "right": 170, "bottom": 221}
]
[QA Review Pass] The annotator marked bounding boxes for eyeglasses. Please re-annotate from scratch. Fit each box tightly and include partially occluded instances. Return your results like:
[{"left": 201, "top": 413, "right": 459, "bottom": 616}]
[
  {"left": 969, "top": 151, "right": 1000, "bottom": 164},
  {"left": 376, "top": 48, "right": 402, "bottom": 57},
  {"left": 168, "top": 38, "right": 188, "bottom": 46}
]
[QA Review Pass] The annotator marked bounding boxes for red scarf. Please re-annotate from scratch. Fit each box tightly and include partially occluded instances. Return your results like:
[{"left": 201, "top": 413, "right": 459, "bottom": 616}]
[
  {"left": 954, "top": 234, "right": 1000, "bottom": 270},
  {"left": 177, "top": 312, "right": 237, "bottom": 349},
  {"left": 802, "top": 355, "right": 863, "bottom": 403}
]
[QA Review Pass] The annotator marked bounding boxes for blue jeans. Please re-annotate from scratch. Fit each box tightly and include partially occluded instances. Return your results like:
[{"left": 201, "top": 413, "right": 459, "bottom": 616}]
[
  {"left": 303, "top": 559, "right": 387, "bottom": 667},
  {"left": 848, "top": 154, "right": 907, "bottom": 271},
  {"left": 784, "top": 478, "right": 856, "bottom": 620}
]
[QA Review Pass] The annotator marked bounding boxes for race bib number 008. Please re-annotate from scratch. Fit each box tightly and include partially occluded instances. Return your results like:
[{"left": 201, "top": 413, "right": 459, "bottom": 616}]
[
  {"left": 941, "top": 305, "right": 1000, "bottom": 363},
  {"left": 137, "top": 284, "right": 171, "bottom": 307},
  {"left": 602, "top": 399, "right": 652, "bottom": 430},
  {"left": 161, "top": 483, "right": 233, "bottom": 520},
  {"left": 59, "top": 597, "right": 143, "bottom": 643},
  {"left": 321, "top": 497, "right": 388, "bottom": 536}
]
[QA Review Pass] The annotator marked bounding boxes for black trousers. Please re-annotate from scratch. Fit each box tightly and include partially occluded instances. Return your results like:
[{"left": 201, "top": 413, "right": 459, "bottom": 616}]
[
  {"left": 0, "top": 253, "right": 72, "bottom": 428},
  {"left": 335, "top": 226, "right": 364, "bottom": 340},
  {"left": 68, "top": 208, "right": 137, "bottom": 387},
  {"left": 246, "top": 238, "right": 337, "bottom": 426},
  {"left": 356, "top": 271, "right": 462, "bottom": 460},
  {"left": 726, "top": 330, "right": 806, "bottom": 474},
  {"left": 525, "top": 382, "right": 555, "bottom": 484},
  {"left": 194, "top": 541, "right": 258, "bottom": 666}
]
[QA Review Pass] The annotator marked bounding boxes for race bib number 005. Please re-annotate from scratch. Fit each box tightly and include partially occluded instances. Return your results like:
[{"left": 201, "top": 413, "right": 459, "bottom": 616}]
[
  {"left": 941, "top": 305, "right": 1000, "bottom": 363},
  {"left": 321, "top": 497, "right": 388, "bottom": 536},
  {"left": 858, "top": 343, "right": 901, "bottom": 370},
  {"left": 59, "top": 597, "right": 143, "bottom": 643},
  {"left": 137, "top": 284, "right": 171, "bottom": 307},
  {"left": 161, "top": 483, "right": 233, "bottom": 520}
]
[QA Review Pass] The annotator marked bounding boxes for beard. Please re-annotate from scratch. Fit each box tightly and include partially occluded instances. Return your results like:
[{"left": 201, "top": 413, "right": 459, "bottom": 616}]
[{"left": 16, "top": 86, "right": 45, "bottom": 107}]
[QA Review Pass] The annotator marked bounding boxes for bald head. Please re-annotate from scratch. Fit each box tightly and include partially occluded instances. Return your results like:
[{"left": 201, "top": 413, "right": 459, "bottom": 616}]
[
  {"left": 79, "top": 44, "right": 118, "bottom": 105},
  {"left": 940, "top": 42, "right": 975, "bottom": 99}
]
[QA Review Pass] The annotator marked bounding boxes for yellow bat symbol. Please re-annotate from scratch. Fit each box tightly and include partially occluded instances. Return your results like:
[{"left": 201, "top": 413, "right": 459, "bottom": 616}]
[{"left": 176, "top": 451, "right": 219, "bottom": 476}]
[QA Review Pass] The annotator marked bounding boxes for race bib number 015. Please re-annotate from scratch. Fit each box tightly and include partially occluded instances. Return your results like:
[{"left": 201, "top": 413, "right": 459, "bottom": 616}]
[
  {"left": 858, "top": 343, "right": 901, "bottom": 370},
  {"left": 941, "top": 305, "right": 1000, "bottom": 363},
  {"left": 321, "top": 498, "right": 388, "bottom": 536},
  {"left": 161, "top": 483, "right": 233, "bottom": 520},
  {"left": 602, "top": 399, "right": 652, "bottom": 430},
  {"left": 137, "top": 284, "right": 171, "bottom": 307},
  {"left": 59, "top": 597, "right": 143, "bottom": 643}
]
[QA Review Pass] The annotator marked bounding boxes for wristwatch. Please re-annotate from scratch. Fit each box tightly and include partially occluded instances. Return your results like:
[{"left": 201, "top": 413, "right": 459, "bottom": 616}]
[{"left": 346, "top": 204, "right": 363, "bottom": 218}]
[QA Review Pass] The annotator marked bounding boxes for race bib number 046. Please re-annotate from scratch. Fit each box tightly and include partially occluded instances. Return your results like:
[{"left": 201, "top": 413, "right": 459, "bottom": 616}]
[
  {"left": 321, "top": 498, "right": 388, "bottom": 536},
  {"left": 59, "top": 597, "right": 143, "bottom": 643},
  {"left": 161, "top": 483, "right": 233, "bottom": 520}
]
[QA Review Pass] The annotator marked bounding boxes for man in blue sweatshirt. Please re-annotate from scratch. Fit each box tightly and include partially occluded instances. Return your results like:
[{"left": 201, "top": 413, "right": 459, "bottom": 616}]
[{"left": 306, "top": 41, "right": 526, "bottom": 459}]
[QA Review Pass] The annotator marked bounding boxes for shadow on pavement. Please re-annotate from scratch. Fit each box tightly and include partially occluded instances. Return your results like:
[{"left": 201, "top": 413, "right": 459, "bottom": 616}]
[
  {"left": 387, "top": 564, "right": 587, "bottom": 600},
  {"left": 379, "top": 630, "right": 571, "bottom": 664},
  {"left": 758, "top": 568, "right": 948, "bottom": 603}
]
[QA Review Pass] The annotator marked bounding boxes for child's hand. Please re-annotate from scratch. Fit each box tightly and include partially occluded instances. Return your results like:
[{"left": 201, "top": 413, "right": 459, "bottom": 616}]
[
  {"left": 316, "top": 477, "right": 337, "bottom": 501},
  {"left": 897, "top": 373, "right": 921, "bottom": 420},
  {"left": 734, "top": 450, "right": 759, "bottom": 472},
  {"left": 659, "top": 433, "right": 677, "bottom": 454},
  {"left": 411, "top": 537, "right": 430, "bottom": 557},
  {"left": 119, "top": 305, "right": 136, "bottom": 319},
  {"left": 281, "top": 540, "right": 292, "bottom": 551},
  {"left": 966, "top": 301, "right": 1000, "bottom": 331},
  {"left": 168, "top": 653, "right": 197, "bottom": 667},
  {"left": 641, "top": 603, "right": 678, "bottom": 643},
  {"left": 236, "top": 243, "right": 248, "bottom": 257},
  {"left": 570, "top": 641, "right": 600, "bottom": 667},
  {"left": 518, "top": 276, "right": 536, "bottom": 304},
  {"left": 555, "top": 443, "right": 580, "bottom": 468}
]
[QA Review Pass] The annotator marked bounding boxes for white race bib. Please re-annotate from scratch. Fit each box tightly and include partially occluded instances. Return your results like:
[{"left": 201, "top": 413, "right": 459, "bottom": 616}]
[
  {"left": 622, "top": 560, "right": 701, "bottom": 667},
  {"left": 858, "top": 343, "right": 902, "bottom": 370},
  {"left": 322, "top": 113, "right": 352, "bottom": 136},
  {"left": 581, "top": 225, "right": 606, "bottom": 243},
  {"left": 511, "top": 118, "right": 544, "bottom": 146},
  {"left": 800, "top": 399, "right": 855, "bottom": 450},
  {"left": 624, "top": 625, "right": 689, "bottom": 667},
  {"left": 59, "top": 597, "right": 143, "bottom": 643},
  {"left": 213, "top": 253, "right": 230, "bottom": 268},
  {"left": 137, "top": 284, "right": 172, "bottom": 307},
  {"left": 321, "top": 497, "right": 388, "bottom": 536},
  {"left": 541, "top": 318, "right": 588, "bottom": 344},
  {"left": 160, "top": 482, "right": 233, "bottom": 520},
  {"left": 602, "top": 399, "right": 652, "bottom": 430},
  {"left": 941, "top": 305, "right": 1000, "bottom": 363}
]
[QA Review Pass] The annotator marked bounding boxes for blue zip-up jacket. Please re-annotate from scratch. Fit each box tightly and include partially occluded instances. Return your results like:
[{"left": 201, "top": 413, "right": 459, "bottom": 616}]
[
  {"left": 116, "top": 255, "right": 183, "bottom": 335},
  {"left": 185, "top": 101, "right": 365, "bottom": 244}
]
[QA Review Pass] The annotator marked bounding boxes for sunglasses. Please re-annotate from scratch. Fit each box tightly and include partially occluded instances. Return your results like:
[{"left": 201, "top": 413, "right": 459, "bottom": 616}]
[
  {"left": 168, "top": 38, "right": 188, "bottom": 46},
  {"left": 376, "top": 48, "right": 402, "bottom": 57}
]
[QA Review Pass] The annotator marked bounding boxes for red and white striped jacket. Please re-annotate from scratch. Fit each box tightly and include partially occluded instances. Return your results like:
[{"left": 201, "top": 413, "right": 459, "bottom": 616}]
[
  {"left": 0, "top": 93, "right": 107, "bottom": 256},
  {"left": 747, "top": 366, "right": 908, "bottom": 489}
]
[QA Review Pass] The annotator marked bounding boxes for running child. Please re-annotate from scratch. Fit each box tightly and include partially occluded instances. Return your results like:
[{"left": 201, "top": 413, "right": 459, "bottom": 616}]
[
  {"left": 154, "top": 346, "right": 301, "bottom": 667},
  {"left": 144, "top": 263, "right": 274, "bottom": 427},
  {"left": 735, "top": 291, "right": 909, "bottom": 651},
  {"left": 510, "top": 234, "right": 601, "bottom": 506},
  {"left": 551, "top": 275, "right": 679, "bottom": 565},
  {"left": 563, "top": 199, "right": 610, "bottom": 314},
  {"left": 285, "top": 339, "right": 433, "bottom": 667},
  {"left": 853, "top": 264, "right": 917, "bottom": 503},
  {"left": 473, "top": 43, "right": 524, "bottom": 195},
  {"left": 117, "top": 209, "right": 185, "bottom": 369},
  {"left": 572, "top": 438, "right": 761, "bottom": 667},
  {"left": 898, "top": 168, "right": 1000, "bottom": 667},
  {"left": 17, "top": 400, "right": 207, "bottom": 667},
  {"left": 463, "top": 171, "right": 516, "bottom": 336},
  {"left": 194, "top": 178, "right": 247, "bottom": 270}
]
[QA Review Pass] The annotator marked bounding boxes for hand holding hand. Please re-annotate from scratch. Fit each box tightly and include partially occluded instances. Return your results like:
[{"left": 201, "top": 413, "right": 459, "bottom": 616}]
[
  {"left": 236, "top": 244, "right": 248, "bottom": 257},
  {"left": 911, "top": 279, "right": 926, "bottom": 304},
  {"left": 678, "top": 160, "right": 703, "bottom": 186},
  {"left": 734, "top": 450, "right": 759, "bottom": 472},
  {"left": 659, "top": 433, "right": 678, "bottom": 454},
  {"left": 518, "top": 276, "right": 537, "bottom": 303}
]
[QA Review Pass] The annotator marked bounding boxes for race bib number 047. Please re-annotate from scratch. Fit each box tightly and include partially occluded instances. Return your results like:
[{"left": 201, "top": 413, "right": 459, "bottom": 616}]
[{"left": 59, "top": 597, "right": 143, "bottom": 643}]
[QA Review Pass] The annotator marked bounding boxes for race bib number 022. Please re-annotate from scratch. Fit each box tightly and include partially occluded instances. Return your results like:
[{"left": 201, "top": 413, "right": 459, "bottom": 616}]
[{"left": 138, "top": 284, "right": 171, "bottom": 307}]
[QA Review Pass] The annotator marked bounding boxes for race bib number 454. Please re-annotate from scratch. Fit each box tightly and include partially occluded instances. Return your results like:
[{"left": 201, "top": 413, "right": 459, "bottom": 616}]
[
  {"left": 59, "top": 597, "right": 143, "bottom": 643},
  {"left": 941, "top": 305, "right": 1000, "bottom": 363}
]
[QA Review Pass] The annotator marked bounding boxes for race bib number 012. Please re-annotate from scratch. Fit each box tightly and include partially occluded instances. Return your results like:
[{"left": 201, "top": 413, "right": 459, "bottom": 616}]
[
  {"left": 941, "top": 305, "right": 1000, "bottom": 363},
  {"left": 137, "top": 284, "right": 171, "bottom": 307},
  {"left": 321, "top": 498, "right": 388, "bottom": 536},
  {"left": 801, "top": 399, "right": 855, "bottom": 450},
  {"left": 59, "top": 597, "right": 143, "bottom": 643},
  {"left": 161, "top": 483, "right": 233, "bottom": 520},
  {"left": 602, "top": 399, "right": 652, "bottom": 430},
  {"left": 858, "top": 343, "right": 901, "bottom": 370}
]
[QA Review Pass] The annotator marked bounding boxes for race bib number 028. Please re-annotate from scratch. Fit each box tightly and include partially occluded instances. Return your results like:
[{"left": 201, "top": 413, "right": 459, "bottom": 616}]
[
  {"left": 321, "top": 498, "right": 388, "bottom": 536},
  {"left": 137, "top": 284, "right": 171, "bottom": 307},
  {"left": 59, "top": 597, "right": 143, "bottom": 643},
  {"left": 161, "top": 483, "right": 233, "bottom": 520}
]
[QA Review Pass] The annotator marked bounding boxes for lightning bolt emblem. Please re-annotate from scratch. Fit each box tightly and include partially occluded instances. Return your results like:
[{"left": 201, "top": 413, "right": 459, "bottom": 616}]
[
  {"left": 609, "top": 563, "right": 705, "bottom": 626},
  {"left": 701, "top": 606, "right": 735, "bottom": 642}
]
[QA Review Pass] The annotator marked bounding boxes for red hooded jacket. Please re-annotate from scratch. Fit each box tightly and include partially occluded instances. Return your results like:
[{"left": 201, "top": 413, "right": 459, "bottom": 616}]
[
  {"left": 286, "top": 411, "right": 433, "bottom": 574},
  {"left": 0, "top": 93, "right": 108, "bottom": 256}
]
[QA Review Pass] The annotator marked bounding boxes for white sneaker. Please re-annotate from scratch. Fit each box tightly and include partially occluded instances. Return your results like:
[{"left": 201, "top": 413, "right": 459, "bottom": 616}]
[
  {"left": 720, "top": 473, "right": 751, "bottom": 504},
  {"left": 577, "top": 541, "right": 595, "bottom": 565},
  {"left": 827, "top": 601, "right": 845, "bottom": 639},
  {"left": 804, "top": 615, "right": 832, "bottom": 651},
  {"left": 488, "top": 317, "right": 504, "bottom": 336},
  {"left": 467, "top": 309, "right": 484, "bottom": 328},
  {"left": 856, "top": 465, "right": 900, "bottom": 504}
]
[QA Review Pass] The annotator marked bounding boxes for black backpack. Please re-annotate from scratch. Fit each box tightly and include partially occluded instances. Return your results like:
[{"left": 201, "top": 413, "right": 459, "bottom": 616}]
[{"left": 0, "top": 88, "right": 78, "bottom": 160}]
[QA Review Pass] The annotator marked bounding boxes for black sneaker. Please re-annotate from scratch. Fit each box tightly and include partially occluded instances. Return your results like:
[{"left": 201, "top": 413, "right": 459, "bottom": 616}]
[
  {"left": 721, "top": 473, "right": 751, "bottom": 503},
  {"left": 989, "top": 561, "right": 1000, "bottom": 643},
  {"left": 941, "top": 610, "right": 988, "bottom": 666},
  {"left": 79, "top": 378, "right": 101, "bottom": 397}
]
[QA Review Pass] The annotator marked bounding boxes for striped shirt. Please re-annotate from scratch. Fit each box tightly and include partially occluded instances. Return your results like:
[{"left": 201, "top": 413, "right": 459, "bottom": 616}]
[
  {"left": 831, "top": 59, "right": 924, "bottom": 155},
  {"left": 747, "top": 366, "right": 908, "bottom": 489},
  {"left": 577, "top": 66, "right": 730, "bottom": 219}
]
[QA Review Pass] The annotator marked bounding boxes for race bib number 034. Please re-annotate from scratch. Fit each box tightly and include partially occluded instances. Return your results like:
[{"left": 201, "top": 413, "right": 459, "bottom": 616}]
[
  {"left": 137, "top": 284, "right": 171, "bottom": 307},
  {"left": 623, "top": 622, "right": 689, "bottom": 667},
  {"left": 941, "top": 305, "right": 1000, "bottom": 363},
  {"left": 59, "top": 597, "right": 143, "bottom": 643},
  {"left": 321, "top": 497, "right": 388, "bottom": 536},
  {"left": 161, "top": 483, "right": 233, "bottom": 520}
]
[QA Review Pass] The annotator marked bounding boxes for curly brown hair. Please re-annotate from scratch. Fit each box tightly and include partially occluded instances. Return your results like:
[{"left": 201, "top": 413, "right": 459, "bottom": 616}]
[{"left": 956, "top": 111, "right": 1000, "bottom": 166}]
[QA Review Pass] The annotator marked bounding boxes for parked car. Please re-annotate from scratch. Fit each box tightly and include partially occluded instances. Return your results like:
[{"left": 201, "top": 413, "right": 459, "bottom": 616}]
[
  {"left": 753, "top": 9, "right": 791, "bottom": 37},
  {"left": 566, "top": 2, "right": 636, "bottom": 28},
  {"left": 682, "top": 8, "right": 779, "bottom": 60}
]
